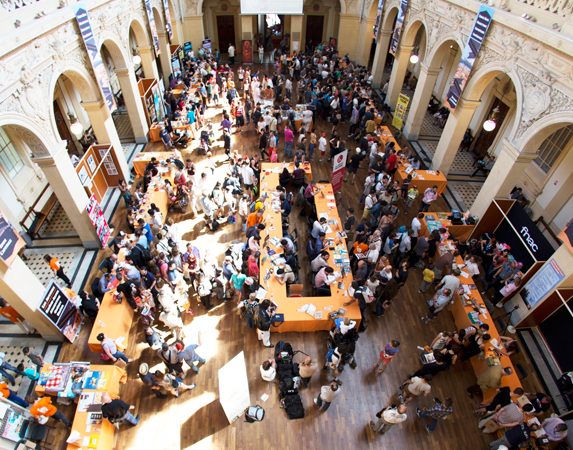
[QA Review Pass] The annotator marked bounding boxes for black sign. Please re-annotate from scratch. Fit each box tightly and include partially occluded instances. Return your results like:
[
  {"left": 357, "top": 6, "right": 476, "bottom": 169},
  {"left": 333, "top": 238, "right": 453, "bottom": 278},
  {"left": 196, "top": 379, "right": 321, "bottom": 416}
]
[
  {"left": 39, "top": 280, "right": 82, "bottom": 343},
  {"left": 0, "top": 215, "right": 19, "bottom": 263},
  {"left": 494, "top": 202, "right": 553, "bottom": 271}
]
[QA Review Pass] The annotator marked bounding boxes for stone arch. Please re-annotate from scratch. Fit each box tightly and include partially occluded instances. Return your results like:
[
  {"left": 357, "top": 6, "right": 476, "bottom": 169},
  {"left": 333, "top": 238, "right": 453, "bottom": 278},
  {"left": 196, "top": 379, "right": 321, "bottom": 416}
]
[
  {"left": 152, "top": 6, "right": 165, "bottom": 31},
  {"left": 401, "top": 18, "right": 425, "bottom": 47},
  {"left": 0, "top": 113, "right": 60, "bottom": 158},
  {"left": 517, "top": 113, "right": 573, "bottom": 153},
  {"left": 99, "top": 32, "right": 131, "bottom": 70},
  {"left": 128, "top": 16, "right": 150, "bottom": 49},
  {"left": 382, "top": 6, "right": 399, "bottom": 30},
  {"left": 425, "top": 35, "right": 463, "bottom": 68}
]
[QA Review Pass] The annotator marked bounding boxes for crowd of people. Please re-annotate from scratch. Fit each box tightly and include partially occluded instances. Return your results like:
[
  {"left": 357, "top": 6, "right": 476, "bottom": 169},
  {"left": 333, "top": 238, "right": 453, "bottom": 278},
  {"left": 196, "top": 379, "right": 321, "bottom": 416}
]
[{"left": 42, "top": 43, "right": 568, "bottom": 447}]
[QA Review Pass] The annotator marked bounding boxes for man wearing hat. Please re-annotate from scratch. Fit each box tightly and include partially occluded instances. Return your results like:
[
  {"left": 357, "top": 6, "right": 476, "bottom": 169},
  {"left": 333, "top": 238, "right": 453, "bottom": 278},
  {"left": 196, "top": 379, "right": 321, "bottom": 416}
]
[
  {"left": 138, "top": 363, "right": 168, "bottom": 398},
  {"left": 177, "top": 341, "right": 206, "bottom": 374}
]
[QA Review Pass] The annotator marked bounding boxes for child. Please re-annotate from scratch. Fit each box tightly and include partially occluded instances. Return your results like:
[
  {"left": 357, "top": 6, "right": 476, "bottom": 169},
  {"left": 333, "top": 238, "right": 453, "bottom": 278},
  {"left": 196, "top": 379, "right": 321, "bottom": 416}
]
[
  {"left": 270, "top": 148, "right": 278, "bottom": 163},
  {"left": 206, "top": 152, "right": 216, "bottom": 174},
  {"left": 17, "top": 363, "right": 39, "bottom": 381},
  {"left": 419, "top": 265, "right": 435, "bottom": 293},
  {"left": 404, "top": 184, "right": 419, "bottom": 215}
]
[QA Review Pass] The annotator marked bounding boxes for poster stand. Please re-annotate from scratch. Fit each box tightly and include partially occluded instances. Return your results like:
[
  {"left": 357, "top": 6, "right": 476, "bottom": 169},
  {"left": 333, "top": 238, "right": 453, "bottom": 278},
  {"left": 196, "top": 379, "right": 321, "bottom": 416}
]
[
  {"left": 39, "top": 280, "right": 83, "bottom": 343},
  {"left": 170, "top": 44, "right": 183, "bottom": 80},
  {"left": 75, "top": 144, "right": 123, "bottom": 204},
  {"left": 137, "top": 78, "right": 164, "bottom": 129}
]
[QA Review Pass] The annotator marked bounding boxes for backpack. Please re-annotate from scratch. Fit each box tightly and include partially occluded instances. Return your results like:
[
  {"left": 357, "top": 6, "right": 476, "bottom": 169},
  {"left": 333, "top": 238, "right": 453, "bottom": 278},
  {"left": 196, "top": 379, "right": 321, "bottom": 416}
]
[
  {"left": 137, "top": 244, "right": 153, "bottom": 263},
  {"left": 275, "top": 341, "right": 294, "bottom": 362},
  {"left": 91, "top": 277, "right": 103, "bottom": 299},
  {"left": 245, "top": 405, "right": 265, "bottom": 422},
  {"left": 197, "top": 282, "right": 210, "bottom": 297}
]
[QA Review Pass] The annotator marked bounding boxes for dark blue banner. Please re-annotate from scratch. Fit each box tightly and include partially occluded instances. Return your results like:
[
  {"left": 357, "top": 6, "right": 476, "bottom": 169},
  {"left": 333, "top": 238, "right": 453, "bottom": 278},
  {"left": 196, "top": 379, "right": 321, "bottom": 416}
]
[{"left": 389, "top": 0, "right": 409, "bottom": 56}]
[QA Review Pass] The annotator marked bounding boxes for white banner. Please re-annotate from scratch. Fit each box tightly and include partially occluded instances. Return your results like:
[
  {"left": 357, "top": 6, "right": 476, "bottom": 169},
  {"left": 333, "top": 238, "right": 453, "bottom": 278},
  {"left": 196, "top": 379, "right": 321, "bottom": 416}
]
[{"left": 218, "top": 351, "right": 251, "bottom": 424}]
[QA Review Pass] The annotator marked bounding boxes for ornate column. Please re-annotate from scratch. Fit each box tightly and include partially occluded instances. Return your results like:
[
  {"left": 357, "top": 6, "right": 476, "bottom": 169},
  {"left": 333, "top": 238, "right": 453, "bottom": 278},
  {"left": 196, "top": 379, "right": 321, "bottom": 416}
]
[
  {"left": 471, "top": 140, "right": 537, "bottom": 217},
  {"left": 371, "top": 29, "right": 393, "bottom": 88},
  {"left": 385, "top": 45, "right": 414, "bottom": 109},
  {"left": 138, "top": 45, "right": 160, "bottom": 80},
  {"left": 357, "top": 18, "right": 376, "bottom": 67},
  {"left": 0, "top": 258, "right": 63, "bottom": 341},
  {"left": 114, "top": 67, "right": 149, "bottom": 144},
  {"left": 434, "top": 47, "right": 458, "bottom": 100},
  {"left": 33, "top": 142, "right": 100, "bottom": 249},
  {"left": 403, "top": 63, "right": 442, "bottom": 140},
  {"left": 157, "top": 31, "right": 173, "bottom": 85},
  {"left": 81, "top": 99, "right": 129, "bottom": 180},
  {"left": 431, "top": 97, "right": 481, "bottom": 175}
]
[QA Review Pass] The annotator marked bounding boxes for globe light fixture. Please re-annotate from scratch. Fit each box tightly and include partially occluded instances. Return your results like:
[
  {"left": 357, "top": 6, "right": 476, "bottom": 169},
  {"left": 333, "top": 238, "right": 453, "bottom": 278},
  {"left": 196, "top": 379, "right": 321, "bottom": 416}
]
[{"left": 410, "top": 54, "right": 419, "bottom": 64}]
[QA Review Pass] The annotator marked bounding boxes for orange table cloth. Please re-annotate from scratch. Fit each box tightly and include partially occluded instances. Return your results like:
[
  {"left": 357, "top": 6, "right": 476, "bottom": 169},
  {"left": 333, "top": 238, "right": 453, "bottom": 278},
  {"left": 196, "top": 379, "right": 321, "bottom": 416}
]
[
  {"left": 436, "top": 243, "right": 522, "bottom": 402},
  {"left": 88, "top": 289, "right": 135, "bottom": 353},
  {"left": 375, "top": 126, "right": 401, "bottom": 150},
  {"left": 133, "top": 152, "right": 178, "bottom": 177},
  {"left": 150, "top": 121, "right": 191, "bottom": 142},
  {"left": 261, "top": 162, "right": 312, "bottom": 182},
  {"left": 259, "top": 164, "right": 361, "bottom": 332},
  {"left": 419, "top": 212, "right": 475, "bottom": 241},
  {"left": 394, "top": 166, "right": 448, "bottom": 196}
]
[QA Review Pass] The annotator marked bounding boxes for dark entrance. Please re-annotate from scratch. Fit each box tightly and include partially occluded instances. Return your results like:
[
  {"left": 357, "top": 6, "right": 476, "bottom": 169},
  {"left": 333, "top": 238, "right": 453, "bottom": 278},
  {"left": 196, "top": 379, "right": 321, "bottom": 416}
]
[
  {"left": 305, "top": 15, "right": 324, "bottom": 51},
  {"left": 217, "top": 15, "right": 236, "bottom": 53}
]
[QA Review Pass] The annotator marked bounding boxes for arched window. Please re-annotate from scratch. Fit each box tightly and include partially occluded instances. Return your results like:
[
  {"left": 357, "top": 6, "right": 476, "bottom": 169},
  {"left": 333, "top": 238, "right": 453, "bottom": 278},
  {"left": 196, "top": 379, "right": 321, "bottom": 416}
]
[
  {"left": 535, "top": 125, "right": 573, "bottom": 174},
  {"left": 0, "top": 127, "right": 25, "bottom": 179}
]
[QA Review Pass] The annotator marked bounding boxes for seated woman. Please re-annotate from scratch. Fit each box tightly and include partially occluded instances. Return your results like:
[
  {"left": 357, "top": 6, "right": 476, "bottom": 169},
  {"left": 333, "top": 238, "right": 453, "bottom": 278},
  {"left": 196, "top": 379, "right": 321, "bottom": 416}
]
[
  {"left": 260, "top": 359, "right": 277, "bottom": 382},
  {"left": 492, "top": 336, "right": 519, "bottom": 357},
  {"left": 279, "top": 168, "right": 292, "bottom": 188}
]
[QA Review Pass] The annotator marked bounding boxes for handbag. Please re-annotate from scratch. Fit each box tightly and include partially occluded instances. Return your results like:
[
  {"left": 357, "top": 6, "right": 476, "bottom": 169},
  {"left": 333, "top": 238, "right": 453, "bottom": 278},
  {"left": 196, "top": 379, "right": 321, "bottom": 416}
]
[{"left": 271, "top": 313, "right": 284, "bottom": 327}]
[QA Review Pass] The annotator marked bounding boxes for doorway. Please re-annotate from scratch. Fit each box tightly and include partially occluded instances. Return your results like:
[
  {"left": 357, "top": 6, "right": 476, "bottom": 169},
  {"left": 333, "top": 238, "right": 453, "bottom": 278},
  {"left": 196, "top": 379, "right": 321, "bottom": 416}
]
[
  {"left": 305, "top": 16, "right": 324, "bottom": 52},
  {"left": 217, "top": 15, "right": 236, "bottom": 53},
  {"left": 473, "top": 97, "right": 510, "bottom": 159},
  {"left": 53, "top": 101, "right": 77, "bottom": 155}
]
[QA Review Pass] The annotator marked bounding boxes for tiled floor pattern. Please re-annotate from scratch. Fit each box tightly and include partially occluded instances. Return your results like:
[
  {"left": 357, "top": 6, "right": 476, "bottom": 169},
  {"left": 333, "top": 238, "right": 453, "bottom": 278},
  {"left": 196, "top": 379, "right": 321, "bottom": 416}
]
[
  {"left": 23, "top": 248, "right": 83, "bottom": 288},
  {"left": 446, "top": 181, "right": 483, "bottom": 210},
  {"left": 38, "top": 201, "right": 77, "bottom": 238},
  {"left": 112, "top": 109, "right": 134, "bottom": 139},
  {"left": 0, "top": 344, "right": 41, "bottom": 392},
  {"left": 416, "top": 140, "right": 476, "bottom": 174}
]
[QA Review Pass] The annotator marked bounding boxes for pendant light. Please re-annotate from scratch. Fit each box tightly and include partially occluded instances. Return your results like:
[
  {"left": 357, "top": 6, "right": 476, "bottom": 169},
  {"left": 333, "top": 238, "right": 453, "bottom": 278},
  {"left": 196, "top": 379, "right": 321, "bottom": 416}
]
[
  {"left": 483, "top": 81, "right": 510, "bottom": 132},
  {"left": 57, "top": 78, "right": 84, "bottom": 138}
]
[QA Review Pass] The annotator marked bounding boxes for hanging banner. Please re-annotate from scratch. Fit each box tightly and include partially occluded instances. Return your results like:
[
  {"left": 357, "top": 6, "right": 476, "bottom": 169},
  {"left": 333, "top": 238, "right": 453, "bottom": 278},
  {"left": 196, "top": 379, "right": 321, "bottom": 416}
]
[
  {"left": 242, "top": 40, "right": 253, "bottom": 64},
  {"left": 522, "top": 259, "right": 565, "bottom": 308},
  {"left": 392, "top": 93, "right": 410, "bottom": 129},
  {"left": 39, "top": 279, "right": 82, "bottom": 343},
  {"left": 373, "top": 0, "right": 385, "bottom": 43},
  {"left": 445, "top": 5, "right": 494, "bottom": 110},
  {"left": 144, "top": 0, "right": 161, "bottom": 56},
  {"left": 389, "top": 0, "right": 409, "bottom": 56},
  {"left": 162, "top": 0, "right": 173, "bottom": 40},
  {"left": 0, "top": 211, "right": 25, "bottom": 267},
  {"left": 72, "top": 4, "right": 116, "bottom": 113},
  {"left": 332, "top": 149, "right": 348, "bottom": 193},
  {"left": 85, "top": 194, "right": 111, "bottom": 247}
]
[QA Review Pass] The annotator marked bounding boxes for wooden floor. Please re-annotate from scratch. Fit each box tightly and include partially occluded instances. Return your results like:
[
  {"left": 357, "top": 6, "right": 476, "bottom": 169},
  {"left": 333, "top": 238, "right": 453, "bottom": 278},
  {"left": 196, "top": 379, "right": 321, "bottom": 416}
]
[{"left": 51, "top": 63, "right": 546, "bottom": 450}]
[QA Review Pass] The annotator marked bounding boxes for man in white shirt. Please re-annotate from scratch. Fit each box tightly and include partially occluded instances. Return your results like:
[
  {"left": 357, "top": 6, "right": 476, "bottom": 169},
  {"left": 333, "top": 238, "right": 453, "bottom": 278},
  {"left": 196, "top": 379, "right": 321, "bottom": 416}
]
[
  {"left": 400, "top": 374, "right": 432, "bottom": 404},
  {"left": 312, "top": 218, "right": 327, "bottom": 239},
  {"left": 361, "top": 174, "right": 375, "bottom": 204},
  {"left": 314, "top": 382, "right": 341, "bottom": 412},
  {"left": 302, "top": 108, "right": 313, "bottom": 132},
  {"left": 318, "top": 134, "right": 328, "bottom": 161},
  {"left": 311, "top": 251, "right": 330, "bottom": 272},
  {"left": 228, "top": 44, "right": 235, "bottom": 64},
  {"left": 437, "top": 271, "right": 461, "bottom": 294},
  {"left": 370, "top": 404, "right": 408, "bottom": 434},
  {"left": 411, "top": 213, "right": 422, "bottom": 248}
]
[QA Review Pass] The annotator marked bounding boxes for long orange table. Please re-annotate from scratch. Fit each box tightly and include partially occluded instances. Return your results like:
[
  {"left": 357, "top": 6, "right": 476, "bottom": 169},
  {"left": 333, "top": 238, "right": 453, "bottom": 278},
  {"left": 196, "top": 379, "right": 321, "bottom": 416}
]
[
  {"left": 88, "top": 289, "right": 134, "bottom": 353},
  {"left": 394, "top": 165, "right": 448, "bottom": 196},
  {"left": 436, "top": 242, "right": 521, "bottom": 402},
  {"left": 260, "top": 163, "right": 361, "bottom": 332},
  {"left": 419, "top": 212, "right": 475, "bottom": 241},
  {"left": 150, "top": 121, "right": 191, "bottom": 142},
  {"left": 133, "top": 151, "right": 178, "bottom": 177}
]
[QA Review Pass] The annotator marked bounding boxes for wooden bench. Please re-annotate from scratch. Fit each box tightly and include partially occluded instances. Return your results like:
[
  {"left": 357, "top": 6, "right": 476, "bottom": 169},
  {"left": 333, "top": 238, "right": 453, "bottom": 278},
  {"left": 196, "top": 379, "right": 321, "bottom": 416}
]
[{"left": 20, "top": 185, "right": 59, "bottom": 239}]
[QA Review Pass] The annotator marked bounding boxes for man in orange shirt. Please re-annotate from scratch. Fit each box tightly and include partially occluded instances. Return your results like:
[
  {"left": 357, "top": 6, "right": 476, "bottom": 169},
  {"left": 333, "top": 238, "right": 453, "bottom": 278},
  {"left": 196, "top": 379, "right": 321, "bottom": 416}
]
[
  {"left": 43, "top": 254, "right": 72, "bottom": 288},
  {"left": 246, "top": 210, "right": 264, "bottom": 230},
  {"left": 0, "top": 382, "right": 28, "bottom": 408},
  {"left": 25, "top": 396, "right": 71, "bottom": 428},
  {"left": 0, "top": 298, "right": 34, "bottom": 334}
]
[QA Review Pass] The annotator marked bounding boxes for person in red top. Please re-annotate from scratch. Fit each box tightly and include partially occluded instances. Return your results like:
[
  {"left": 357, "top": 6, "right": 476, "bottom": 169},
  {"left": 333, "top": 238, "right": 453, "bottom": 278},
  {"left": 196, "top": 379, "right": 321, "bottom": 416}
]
[
  {"left": 385, "top": 150, "right": 398, "bottom": 175},
  {"left": 0, "top": 382, "right": 27, "bottom": 408},
  {"left": 25, "top": 395, "right": 71, "bottom": 427},
  {"left": 43, "top": 254, "right": 72, "bottom": 288}
]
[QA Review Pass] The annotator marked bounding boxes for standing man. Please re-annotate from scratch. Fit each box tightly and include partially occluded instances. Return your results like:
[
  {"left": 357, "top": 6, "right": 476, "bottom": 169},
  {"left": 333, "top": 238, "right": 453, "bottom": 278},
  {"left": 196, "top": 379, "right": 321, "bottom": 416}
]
[
  {"left": 284, "top": 125, "right": 294, "bottom": 158},
  {"left": 43, "top": 254, "right": 72, "bottom": 288},
  {"left": 0, "top": 382, "right": 28, "bottom": 408},
  {"left": 228, "top": 43, "right": 235, "bottom": 65},
  {"left": 176, "top": 341, "right": 207, "bottom": 374},
  {"left": 314, "top": 382, "right": 341, "bottom": 412},
  {"left": 399, "top": 374, "right": 433, "bottom": 404},
  {"left": 369, "top": 404, "right": 407, "bottom": 435},
  {"left": 23, "top": 347, "right": 44, "bottom": 372},
  {"left": 138, "top": 363, "right": 167, "bottom": 398},
  {"left": 255, "top": 300, "right": 274, "bottom": 348},
  {"left": 0, "top": 352, "right": 25, "bottom": 385},
  {"left": 416, "top": 398, "right": 454, "bottom": 435},
  {"left": 101, "top": 393, "right": 139, "bottom": 426},
  {"left": 27, "top": 395, "right": 71, "bottom": 427},
  {"left": 299, "top": 356, "right": 318, "bottom": 388}
]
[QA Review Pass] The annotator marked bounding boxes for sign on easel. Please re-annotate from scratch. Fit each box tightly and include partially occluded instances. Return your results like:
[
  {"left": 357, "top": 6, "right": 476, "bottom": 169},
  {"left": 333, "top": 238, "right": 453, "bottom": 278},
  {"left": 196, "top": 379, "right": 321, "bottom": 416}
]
[
  {"left": 332, "top": 150, "right": 348, "bottom": 193},
  {"left": 39, "top": 279, "right": 82, "bottom": 343},
  {"left": 218, "top": 351, "right": 251, "bottom": 424}
]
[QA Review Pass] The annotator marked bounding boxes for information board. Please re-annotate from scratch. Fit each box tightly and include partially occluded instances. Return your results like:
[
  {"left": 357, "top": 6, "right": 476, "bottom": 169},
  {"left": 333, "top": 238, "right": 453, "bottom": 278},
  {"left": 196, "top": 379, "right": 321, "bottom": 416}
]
[
  {"left": 39, "top": 279, "right": 82, "bottom": 343},
  {"left": 522, "top": 259, "right": 565, "bottom": 308}
]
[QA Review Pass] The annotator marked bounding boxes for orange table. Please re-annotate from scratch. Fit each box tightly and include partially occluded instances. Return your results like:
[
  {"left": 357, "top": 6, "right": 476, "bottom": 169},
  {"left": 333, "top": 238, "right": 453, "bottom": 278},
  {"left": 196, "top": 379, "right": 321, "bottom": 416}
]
[
  {"left": 437, "top": 243, "right": 522, "bottom": 402},
  {"left": 35, "top": 364, "right": 126, "bottom": 397},
  {"left": 376, "top": 126, "right": 400, "bottom": 149},
  {"left": 88, "top": 289, "right": 135, "bottom": 353},
  {"left": 150, "top": 121, "right": 191, "bottom": 142},
  {"left": 133, "top": 151, "right": 178, "bottom": 176},
  {"left": 394, "top": 165, "right": 448, "bottom": 196},
  {"left": 260, "top": 163, "right": 361, "bottom": 332},
  {"left": 419, "top": 212, "right": 475, "bottom": 241},
  {"left": 262, "top": 162, "right": 312, "bottom": 183}
]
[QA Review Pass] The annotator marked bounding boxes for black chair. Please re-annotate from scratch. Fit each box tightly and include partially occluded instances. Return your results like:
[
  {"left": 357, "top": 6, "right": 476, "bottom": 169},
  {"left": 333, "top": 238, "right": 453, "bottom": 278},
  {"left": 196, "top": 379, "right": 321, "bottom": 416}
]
[
  {"left": 317, "top": 179, "right": 329, "bottom": 184},
  {"left": 294, "top": 241, "right": 299, "bottom": 254},
  {"left": 19, "top": 420, "right": 55, "bottom": 449},
  {"left": 292, "top": 228, "right": 299, "bottom": 240},
  {"left": 515, "top": 363, "right": 528, "bottom": 380},
  {"left": 495, "top": 317, "right": 507, "bottom": 334}
]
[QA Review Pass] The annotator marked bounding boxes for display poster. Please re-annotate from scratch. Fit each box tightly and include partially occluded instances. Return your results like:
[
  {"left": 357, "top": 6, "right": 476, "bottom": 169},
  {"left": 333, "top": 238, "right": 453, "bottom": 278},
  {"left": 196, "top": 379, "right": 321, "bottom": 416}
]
[
  {"left": 373, "top": 0, "right": 385, "bottom": 43},
  {"left": 445, "top": 5, "right": 494, "bottom": 110},
  {"left": 332, "top": 149, "right": 348, "bottom": 193},
  {"left": 171, "top": 56, "right": 182, "bottom": 79},
  {"left": 85, "top": 194, "right": 111, "bottom": 247},
  {"left": 72, "top": 3, "right": 116, "bottom": 112},
  {"left": 86, "top": 154, "right": 97, "bottom": 173},
  {"left": 329, "top": 37, "right": 337, "bottom": 49},
  {"left": 392, "top": 93, "right": 410, "bottom": 129},
  {"left": 184, "top": 41, "right": 193, "bottom": 54},
  {"left": 242, "top": 40, "right": 253, "bottom": 64},
  {"left": 98, "top": 148, "right": 118, "bottom": 177},
  {"left": 39, "top": 279, "right": 82, "bottom": 343},
  {"left": 163, "top": 0, "right": 173, "bottom": 40},
  {"left": 202, "top": 39, "right": 212, "bottom": 50},
  {"left": 522, "top": 259, "right": 565, "bottom": 308},
  {"left": 144, "top": 0, "right": 161, "bottom": 55},
  {"left": 389, "top": 0, "right": 409, "bottom": 56},
  {"left": 218, "top": 352, "right": 250, "bottom": 424},
  {"left": 0, "top": 210, "right": 25, "bottom": 266}
]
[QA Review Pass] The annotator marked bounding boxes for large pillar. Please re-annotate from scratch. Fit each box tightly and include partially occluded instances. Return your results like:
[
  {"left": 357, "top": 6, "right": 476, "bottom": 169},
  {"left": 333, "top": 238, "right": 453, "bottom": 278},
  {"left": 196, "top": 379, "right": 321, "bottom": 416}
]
[
  {"left": 182, "top": 14, "right": 205, "bottom": 51},
  {"left": 0, "top": 258, "right": 63, "bottom": 341},
  {"left": 435, "top": 47, "right": 457, "bottom": 100},
  {"left": 471, "top": 140, "right": 537, "bottom": 217},
  {"left": 338, "top": 14, "right": 361, "bottom": 61},
  {"left": 157, "top": 31, "right": 173, "bottom": 86},
  {"left": 371, "top": 29, "right": 393, "bottom": 88},
  {"left": 138, "top": 45, "right": 160, "bottom": 81},
  {"left": 290, "top": 15, "right": 303, "bottom": 54},
  {"left": 33, "top": 142, "right": 100, "bottom": 249},
  {"left": 357, "top": 18, "right": 376, "bottom": 67},
  {"left": 385, "top": 44, "right": 414, "bottom": 109},
  {"left": 240, "top": 15, "right": 254, "bottom": 63},
  {"left": 114, "top": 67, "right": 149, "bottom": 144},
  {"left": 82, "top": 99, "right": 130, "bottom": 180},
  {"left": 431, "top": 98, "right": 481, "bottom": 175},
  {"left": 403, "top": 63, "right": 442, "bottom": 140}
]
